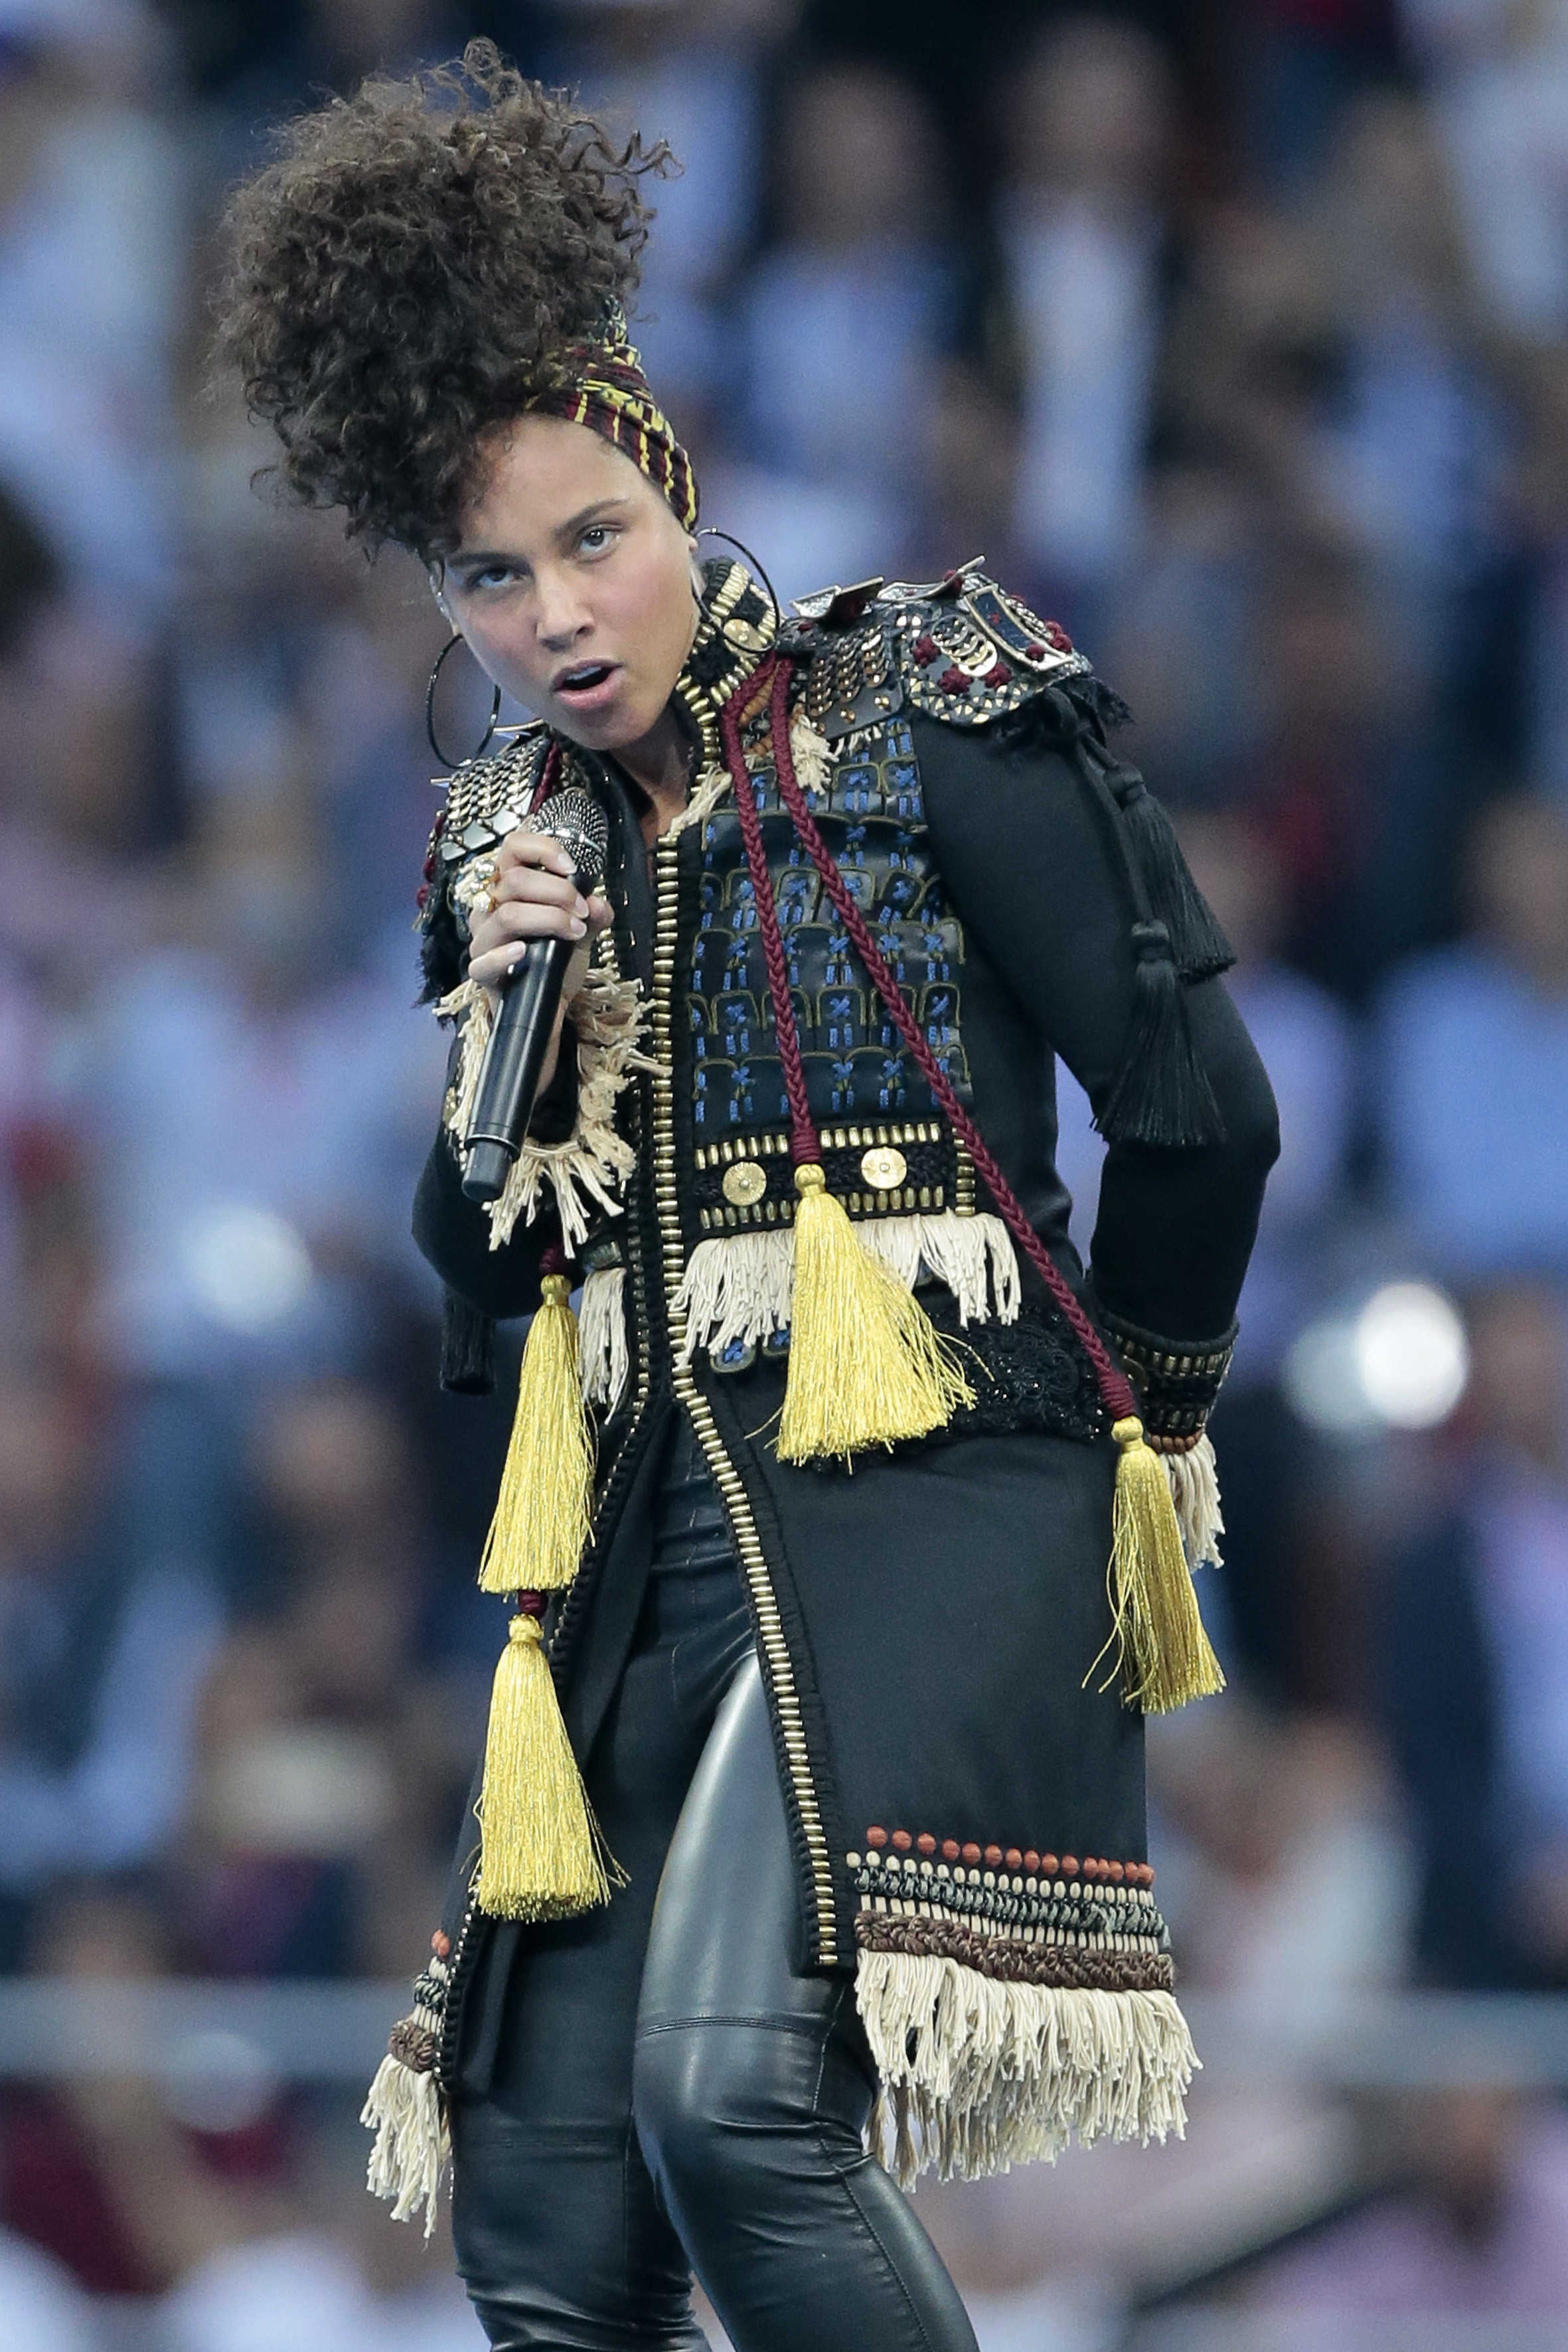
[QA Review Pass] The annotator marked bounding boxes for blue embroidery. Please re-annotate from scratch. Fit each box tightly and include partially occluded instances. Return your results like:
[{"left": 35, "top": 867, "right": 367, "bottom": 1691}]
[{"left": 682, "top": 724, "right": 972, "bottom": 1140}]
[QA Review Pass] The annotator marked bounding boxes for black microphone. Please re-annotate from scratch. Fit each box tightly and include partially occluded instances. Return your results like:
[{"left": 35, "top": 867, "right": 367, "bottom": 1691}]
[{"left": 461, "top": 787, "right": 611, "bottom": 1205}]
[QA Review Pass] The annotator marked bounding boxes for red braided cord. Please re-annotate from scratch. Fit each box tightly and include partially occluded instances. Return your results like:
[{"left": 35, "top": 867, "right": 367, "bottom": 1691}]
[
  {"left": 529, "top": 740, "right": 563, "bottom": 815},
  {"left": 765, "top": 660, "right": 1137, "bottom": 1424},
  {"left": 533, "top": 746, "right": 570, "bottom": 1285},
  {"left": 719, "top": 675, "right": 822, "bottom": 1166}
]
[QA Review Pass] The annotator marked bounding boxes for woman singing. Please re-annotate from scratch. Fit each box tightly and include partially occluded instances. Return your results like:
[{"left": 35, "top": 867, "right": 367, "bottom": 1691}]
[{"left": 218, "top": 44, "right": 1277, "bottom": 2352}]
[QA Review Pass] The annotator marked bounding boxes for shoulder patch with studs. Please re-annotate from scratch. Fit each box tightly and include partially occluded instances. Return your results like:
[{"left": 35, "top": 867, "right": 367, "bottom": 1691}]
[
  {"left": 791, "top": 564, "right": 1090, "bottom": 742},
  {"left": 421, "top": 723, "right": 554, "bottom": 897},
  {"left": 416, "top": 723, "right": 560, "bottom": 999}
]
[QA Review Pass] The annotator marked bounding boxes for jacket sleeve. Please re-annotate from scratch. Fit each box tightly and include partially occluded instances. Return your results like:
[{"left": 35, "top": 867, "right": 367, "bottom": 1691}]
[
  {"left": 412, "top": 941, "right": 651, "bottom": 1321},
  {"left": 410, "top": 1035, "right": 578, "bottom": 1320},
  {"left": 414, "top": 1133, "right": 554, "bottom": 1323},
  {"left": 916, "top": 712, "right": 1279, "bottom": 1346}
]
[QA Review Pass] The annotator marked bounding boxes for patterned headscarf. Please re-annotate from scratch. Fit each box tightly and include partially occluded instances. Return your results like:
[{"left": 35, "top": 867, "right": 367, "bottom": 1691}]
[{"left": 527, "top": 312, "right": 698, "bottom": 531}]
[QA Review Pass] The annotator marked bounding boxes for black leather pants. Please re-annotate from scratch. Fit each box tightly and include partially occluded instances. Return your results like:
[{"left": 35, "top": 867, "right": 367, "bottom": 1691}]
[{"left": 449, "top": 1423, "right": 978, "bottom": 2352}]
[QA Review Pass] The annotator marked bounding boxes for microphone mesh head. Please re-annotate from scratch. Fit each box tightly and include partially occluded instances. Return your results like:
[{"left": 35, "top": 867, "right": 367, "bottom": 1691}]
[{"left": 526, "top": 787, "right": 609, "bottom": 888}]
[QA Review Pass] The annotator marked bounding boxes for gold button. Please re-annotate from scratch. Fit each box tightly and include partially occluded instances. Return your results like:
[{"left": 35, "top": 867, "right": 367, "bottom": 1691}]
[
  {"left": 722, "top": 1160, "right": 767, "bottom": 1207},
  {"left": 860, "top": 1146, "right": 907, "bottom": 1191}
]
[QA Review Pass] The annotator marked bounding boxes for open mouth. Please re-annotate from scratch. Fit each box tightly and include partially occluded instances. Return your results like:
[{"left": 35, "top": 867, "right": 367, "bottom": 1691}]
[{"left": 554, "top": 661, "right": 619, "bottom": 704}]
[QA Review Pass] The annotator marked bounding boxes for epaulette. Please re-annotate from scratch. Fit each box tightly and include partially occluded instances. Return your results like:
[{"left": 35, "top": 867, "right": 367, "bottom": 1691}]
[
  {"left": 787, "top": 556, "right": 1234, "bottom": 1148},
  {"left": 785, "top": 558, "right": 1093, "bottom": 742},
  {"left": 416, "top": 722, "right": 554, "bottom": 1002}
]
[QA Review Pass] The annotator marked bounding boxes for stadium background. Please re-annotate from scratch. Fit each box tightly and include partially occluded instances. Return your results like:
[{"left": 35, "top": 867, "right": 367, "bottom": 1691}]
[{"left": 3, "top": 1, "right": 1568, "bottom": 2343}]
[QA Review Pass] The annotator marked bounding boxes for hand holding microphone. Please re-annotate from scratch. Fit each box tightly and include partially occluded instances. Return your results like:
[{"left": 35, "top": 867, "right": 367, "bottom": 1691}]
[{"left": 460, "top": 789, "right": 612, "bottom": 1204}]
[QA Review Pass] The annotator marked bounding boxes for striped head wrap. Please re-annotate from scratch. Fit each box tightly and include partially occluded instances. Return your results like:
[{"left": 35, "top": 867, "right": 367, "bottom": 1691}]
[{"left": 528, "top": 312, "right": 698, "bottom": 531}]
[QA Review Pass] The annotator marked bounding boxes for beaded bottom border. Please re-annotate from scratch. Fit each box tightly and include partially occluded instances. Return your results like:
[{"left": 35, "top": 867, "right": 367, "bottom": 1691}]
[
  {"left": 849, "top": 1830, "right": 1173, "bottom": 1997},
  {"left": 862, "top": 1825, "right": 1155, "bottom": 1887}
]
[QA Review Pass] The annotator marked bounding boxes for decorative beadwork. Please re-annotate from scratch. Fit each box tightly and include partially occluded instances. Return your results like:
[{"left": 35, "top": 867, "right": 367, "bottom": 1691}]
[
  {"left": 789, "top": 566, "right": 1089, "bottom": 742},
  {"left": 692, "top": 1119, "right": 961, "bottom": 1233},
  {"left": 846, "top": 1836, "right": 1173, "bottom": 1996},
  {"left": 1101, "top": 1308, "right": 1237, "bottom": 1442},
  {"left": 860, "top": 1828, "right": 1154, "bottom": 1888},
  {"left": 687, "top": 717, "right": 975, "bottom": 1162},
  {"left": 777, "top": 1290, "right": 1105, "bottom": 1453},
  {"left": 671, "top": 561, "right": 777, "bottom": 767},
  {"left": 417, "top": 726, "right": 557, "bottom": 1000},
  {"left": 855, "top": 1912, "right": 1173, "bottom": 1992},
  {"left": 917, "top": 1292, "right": 1105, "bottom": 1447},
  {"left": 431, "top": 729, "right": 550, "bottom": 866}
]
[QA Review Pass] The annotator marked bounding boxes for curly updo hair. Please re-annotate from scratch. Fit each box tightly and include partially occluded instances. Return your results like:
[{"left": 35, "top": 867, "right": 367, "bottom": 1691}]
[{"left": 215, "top": 42, "right": 673, "bottom": 560}]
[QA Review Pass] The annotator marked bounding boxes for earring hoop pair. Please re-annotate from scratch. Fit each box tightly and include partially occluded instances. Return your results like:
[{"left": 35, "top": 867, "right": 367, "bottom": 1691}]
[{"left": 426, "top": 633, "right": 502, "bottom": 770}]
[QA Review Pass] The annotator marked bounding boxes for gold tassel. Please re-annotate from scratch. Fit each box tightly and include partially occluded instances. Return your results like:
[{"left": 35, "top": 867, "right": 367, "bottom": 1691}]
[
  {"left": 777, "top": 1165, "right": 973, "bottom": 1464},
  {"left": 477, "top": 1274, "right": 595, "bottom": 1595},
  {"left": 475, "top": 1611, "right": 620, "bottom": 1921},
  {"left": 1107, "top": 1417, "right": 1225, "bottom": 1712}
]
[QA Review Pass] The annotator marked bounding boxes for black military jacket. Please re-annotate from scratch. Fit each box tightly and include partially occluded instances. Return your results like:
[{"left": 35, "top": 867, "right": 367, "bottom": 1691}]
[{"left": 410, "top": 559, "right": 1278, "bottom": 2175}]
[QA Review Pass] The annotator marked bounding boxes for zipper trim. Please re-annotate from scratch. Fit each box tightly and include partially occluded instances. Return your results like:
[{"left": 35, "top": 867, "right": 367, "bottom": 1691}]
[{"left": 651, "top": 820, "right": 838, "bottom": 1965}]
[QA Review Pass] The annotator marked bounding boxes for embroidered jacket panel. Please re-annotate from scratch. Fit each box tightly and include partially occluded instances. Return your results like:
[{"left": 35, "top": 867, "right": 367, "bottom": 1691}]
[{"left": 687, "top": 714, "right": 975, "bottom": 1178}]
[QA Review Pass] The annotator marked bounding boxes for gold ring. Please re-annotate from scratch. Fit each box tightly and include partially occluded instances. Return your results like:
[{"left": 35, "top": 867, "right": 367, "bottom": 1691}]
[{"left": 459, "top": 860, "right": 500, "bottom": 923}]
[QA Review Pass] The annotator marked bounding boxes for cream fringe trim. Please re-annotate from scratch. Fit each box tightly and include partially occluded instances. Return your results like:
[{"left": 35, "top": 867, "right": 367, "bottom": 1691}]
[
  {"left": 672, "top": 1212, "right": 1022, "bottom": 1364},
  {"left": 1166, "top": 1433, "right": 1223, "bottom": 1570},
  {"left": 789, "top": 710, "right": 833, "bottom": 791},
  {"left": 362, "top": 2049, "right": 447, "bottom": 2235},
  {"left": 579, "top": 1265, "right": 630, "bottom": 1415},
  {"left": 438, "top": 970, "right": 662, "bottom": 1255},
  {"left": 667, "top": 760, "right": 734, "bottom": 838},
  {"left": 361, "top": 1990, "right": 451, "bottom": 2236},
  {"left": 661, "top": 708, "right": 830, "bottom": 842},
  {"left": 856, "top": 1954, "right": 1196, "bottom": 2189}
]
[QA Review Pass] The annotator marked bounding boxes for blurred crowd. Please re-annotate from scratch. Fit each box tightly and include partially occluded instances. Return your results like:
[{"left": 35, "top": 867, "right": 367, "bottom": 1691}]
[{"left": 5, "top": 0, "right": 1568, "bottom": 2343}]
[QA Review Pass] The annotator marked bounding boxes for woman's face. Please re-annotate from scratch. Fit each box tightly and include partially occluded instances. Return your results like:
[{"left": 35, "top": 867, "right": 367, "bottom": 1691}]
[{"left": 439, "top": 415, "right": 700, "bottom": 755}]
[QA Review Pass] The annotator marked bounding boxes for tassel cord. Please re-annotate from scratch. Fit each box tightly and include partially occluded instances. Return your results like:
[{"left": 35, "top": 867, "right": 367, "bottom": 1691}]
[
  {"left": 718, "top": 689, "right": 821, "bottom": 1166},
  {"left": 763, "top": 659, "right": 1224, "bottom": 1704},
  {"left": 1004, "top": 698, "right": 1226, "bottom": 1144},
  {"left": 1096, "top": 919, "right": 1223, "bottom": 1148},
  {"left": 474, "top": 1605, "right": 624, "bottom": 1921},
  {"left": 1066, "top": 722, "right": 1227, "bottom": 977},
  {"left": 1066, "top": 737, "right": 1225, "bottom": 1148},
  {"left": 529, "top": 738, "right": 563, "bottom": 815},
  {"left": 1014, "top": 688, "right": 1203, "bottom": 975},
  {"left": 758, "top": 659, "right": 1138, "bottom": 1431},
  {"left": 719, "top": 678, "right": 971, "bottom": 1459},
  {"left": 1095, "top": 757, "right": 1233, "bottom": 981},
  {"left": 476, "top": 1263, "right": 595, "bottom": 1595}
]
